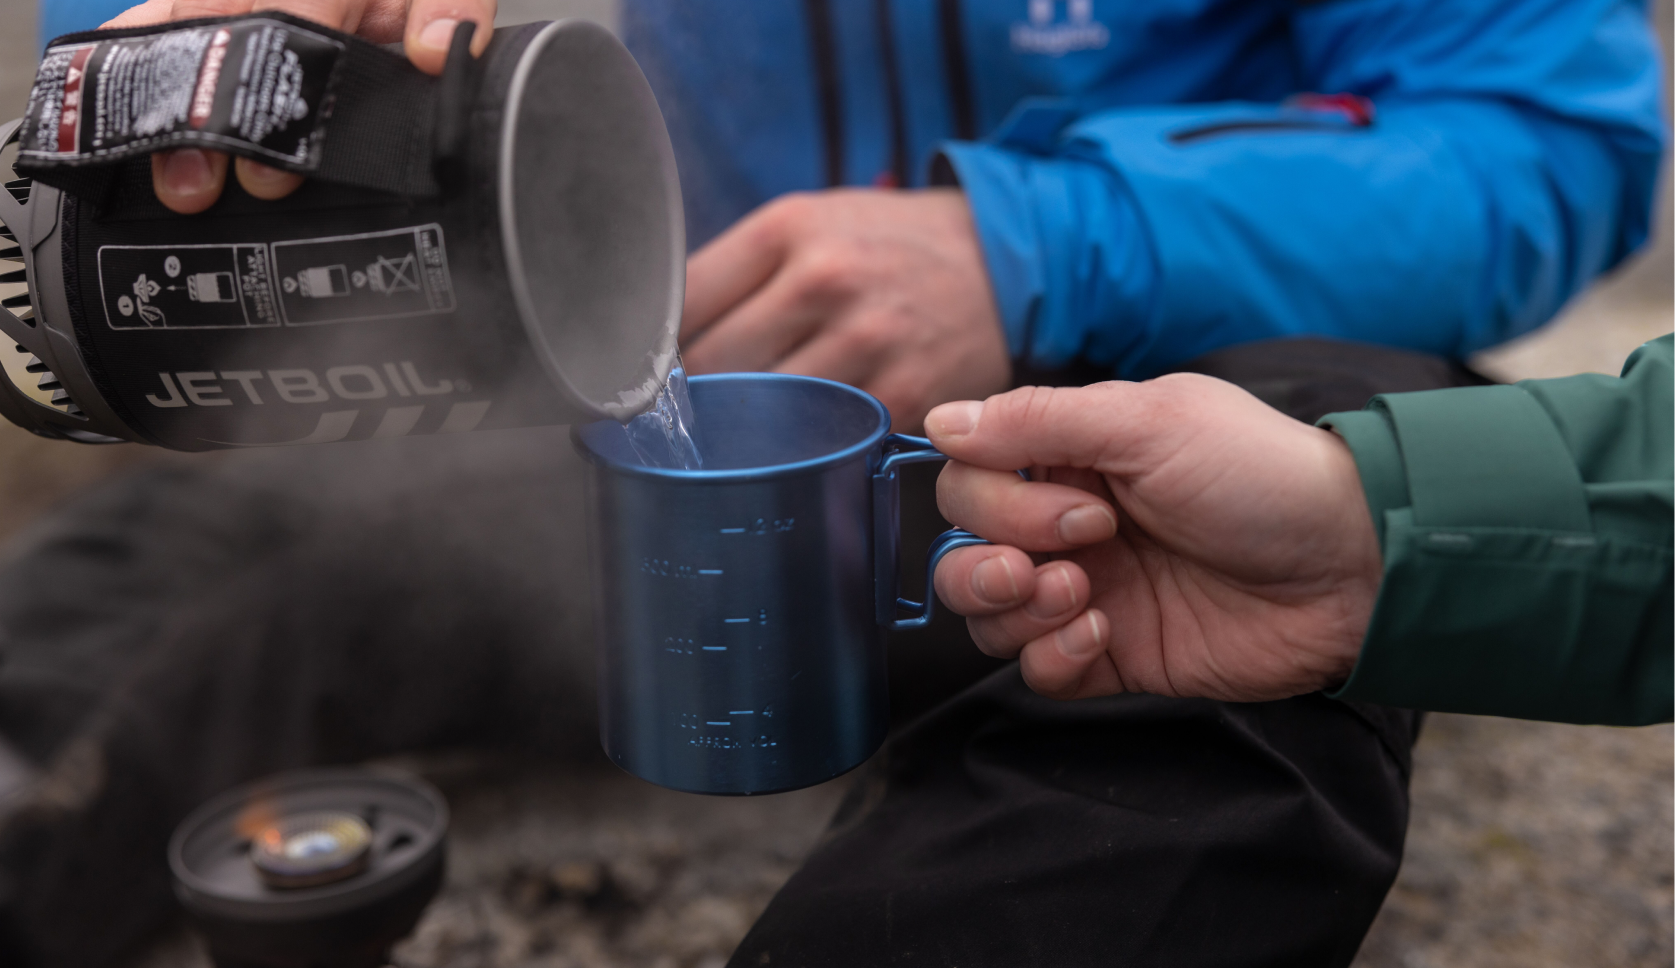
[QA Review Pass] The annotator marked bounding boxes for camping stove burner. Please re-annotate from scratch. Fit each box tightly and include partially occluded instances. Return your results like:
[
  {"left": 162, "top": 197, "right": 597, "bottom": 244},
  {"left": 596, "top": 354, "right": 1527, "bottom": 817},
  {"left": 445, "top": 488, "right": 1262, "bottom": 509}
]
[
  {"left": 169, "top": 767, "right": 448, "bottom": 968},
  {"left": 251, "top": 810, "right": 374, "bottom": 889}
]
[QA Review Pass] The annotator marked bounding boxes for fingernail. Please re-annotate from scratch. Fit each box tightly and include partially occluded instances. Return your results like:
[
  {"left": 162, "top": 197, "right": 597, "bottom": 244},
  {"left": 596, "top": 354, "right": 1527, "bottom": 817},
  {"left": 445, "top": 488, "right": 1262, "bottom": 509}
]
[
  {"left": 1057, "top": 504, "right": 1116, "bottom": 545},
  {"left": 971, "top": 555, "right": 1020, "bottom": 606},
  {"left": 240, "top": 160, "right": 291, "bottom": 191},
  {"left": 1026, "top": 564, "right": 1078, "bottom": 619},
  {"left": 160, "top": 149, "right": 214, "bottom": 196},
  {"left": 926, "top": 401, "right": 982, "bottom": 438},
  {"left": 417, "top": 18, "right": 460, "bottom": 53},
  {"left": 1054, "top": 610, "right": 1106, "bottom": 658}
]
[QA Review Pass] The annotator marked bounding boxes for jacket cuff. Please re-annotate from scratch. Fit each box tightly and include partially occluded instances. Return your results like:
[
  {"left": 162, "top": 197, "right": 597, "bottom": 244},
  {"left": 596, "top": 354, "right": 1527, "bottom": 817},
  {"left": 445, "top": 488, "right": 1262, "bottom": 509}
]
[
  {"left": 1317, "top": 408, "right": 1410, "bottom": 549},
  {"left": 935, "top": 140, "right": 1154, "bottom": 372},
  {"left": 1321, "top": 384, "right": 1604, "bottom": 716}
]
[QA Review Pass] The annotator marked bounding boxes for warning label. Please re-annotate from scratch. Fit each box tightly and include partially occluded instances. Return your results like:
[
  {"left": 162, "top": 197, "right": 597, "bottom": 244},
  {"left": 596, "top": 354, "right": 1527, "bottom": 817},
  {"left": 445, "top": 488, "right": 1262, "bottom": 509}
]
[
  {"left": 98, "top": 243, "right": 281, "bottom": 330},
  {"left": 272, "top": 225, "right": 455, "bottom": 325},
  {"left": 19, "top": 18, "right": 342, "bottom": 169},
  {"left": 95, "top": 224, "right": 455, "bottom": 331}
]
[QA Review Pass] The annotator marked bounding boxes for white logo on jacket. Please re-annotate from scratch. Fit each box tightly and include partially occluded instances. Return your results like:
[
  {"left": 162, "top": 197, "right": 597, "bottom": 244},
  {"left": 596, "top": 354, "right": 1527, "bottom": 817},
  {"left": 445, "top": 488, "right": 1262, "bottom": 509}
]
[{"left": 1012, "top": 0, "right": 1109, "bottom": 56}]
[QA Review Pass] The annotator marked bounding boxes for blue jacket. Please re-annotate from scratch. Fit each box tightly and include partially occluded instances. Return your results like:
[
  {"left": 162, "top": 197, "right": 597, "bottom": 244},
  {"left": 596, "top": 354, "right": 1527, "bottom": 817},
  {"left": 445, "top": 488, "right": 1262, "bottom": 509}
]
[{"left": 46, "top": 1, "right": 1667, "bottom": 378}]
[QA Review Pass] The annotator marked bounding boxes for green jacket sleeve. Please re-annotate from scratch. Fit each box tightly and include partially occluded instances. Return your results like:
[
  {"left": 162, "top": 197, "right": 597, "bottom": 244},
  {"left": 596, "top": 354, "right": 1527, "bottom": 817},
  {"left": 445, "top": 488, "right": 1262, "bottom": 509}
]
[{"left": 1318, "top": 335, "right": 1673, "bottom": 726}]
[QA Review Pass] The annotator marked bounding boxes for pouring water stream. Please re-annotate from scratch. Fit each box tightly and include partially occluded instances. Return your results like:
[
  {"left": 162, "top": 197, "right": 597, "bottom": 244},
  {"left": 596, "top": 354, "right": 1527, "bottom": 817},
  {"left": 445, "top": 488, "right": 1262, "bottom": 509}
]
[{"left": 623, "top": 363, "right": 704, "bottom": 469}]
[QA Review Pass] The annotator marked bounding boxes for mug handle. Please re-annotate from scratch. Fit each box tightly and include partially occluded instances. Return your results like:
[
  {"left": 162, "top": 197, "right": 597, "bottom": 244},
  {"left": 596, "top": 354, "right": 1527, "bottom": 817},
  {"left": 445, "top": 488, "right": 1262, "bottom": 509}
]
[{"left": 872, "top": 434, "right": 993, "bottom": 631}]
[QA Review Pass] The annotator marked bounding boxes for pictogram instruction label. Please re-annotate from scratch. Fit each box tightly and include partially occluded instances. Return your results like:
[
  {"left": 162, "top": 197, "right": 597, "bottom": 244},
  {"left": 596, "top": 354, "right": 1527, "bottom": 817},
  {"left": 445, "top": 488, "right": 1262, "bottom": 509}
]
[
  {"left": 96, "top": 223, "right": 454, "bottom": 330},
  {"left": 272, "top": 225, "right": 454, "bottom": 325},
  {"left": 98, "top": 243, "right": 281, "bottom": 329}
]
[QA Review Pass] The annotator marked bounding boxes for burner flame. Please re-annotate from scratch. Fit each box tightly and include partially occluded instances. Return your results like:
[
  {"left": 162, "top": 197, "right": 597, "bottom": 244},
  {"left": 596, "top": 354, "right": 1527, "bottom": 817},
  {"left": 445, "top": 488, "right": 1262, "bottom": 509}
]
[{"left": 248, "top": 809, "right": 373, "bottom": 889}]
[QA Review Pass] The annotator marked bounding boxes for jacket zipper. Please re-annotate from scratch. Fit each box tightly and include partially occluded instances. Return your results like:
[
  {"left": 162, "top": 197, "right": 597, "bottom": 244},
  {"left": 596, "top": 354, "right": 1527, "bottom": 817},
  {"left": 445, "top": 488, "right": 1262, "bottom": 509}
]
[
  {"left": 1169, "top": 118, "right": 1369, "bottom": 145},
  {"left": 804, "top": 0, "right": 844, "bottom": 187},
  {"left": 875, "top": 0, "right": 910, "bottom": 187},
  {"left": 939, "top": 0, "right": 977, "bottom": 141}
]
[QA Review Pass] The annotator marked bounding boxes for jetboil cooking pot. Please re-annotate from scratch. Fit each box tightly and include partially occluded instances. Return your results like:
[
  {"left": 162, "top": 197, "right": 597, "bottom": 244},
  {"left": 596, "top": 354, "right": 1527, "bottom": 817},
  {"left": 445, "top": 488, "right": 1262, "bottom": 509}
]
[{"left": 0, "top": 12, "right": 683, "bottom": 449}]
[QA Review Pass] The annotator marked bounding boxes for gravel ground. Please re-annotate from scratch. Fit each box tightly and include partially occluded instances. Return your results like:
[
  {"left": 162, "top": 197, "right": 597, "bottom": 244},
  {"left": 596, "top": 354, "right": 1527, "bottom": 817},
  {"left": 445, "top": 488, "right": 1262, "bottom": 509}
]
[
  {"left": 385, "top": 758, "right": 848, "bottom": 968},
  {"left": 130, "top": 714, "right": 1672, "bottom": 968},
  {"left": 424, "top": 713, "right": 1667, "bottom": 968},
  {"left": 1353, "top": 716, "right": 1672, "bottom": 968}
]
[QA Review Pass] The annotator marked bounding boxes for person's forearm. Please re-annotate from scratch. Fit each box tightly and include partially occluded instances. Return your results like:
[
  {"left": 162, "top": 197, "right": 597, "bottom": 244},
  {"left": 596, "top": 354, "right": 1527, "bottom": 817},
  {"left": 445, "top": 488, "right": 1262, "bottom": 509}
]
[
  {"left": 1321, "top": 337, "right": 1674, "bottom": 726},
  {"left": 943, "top": 93, "right": 1655, "bottom": 380}
]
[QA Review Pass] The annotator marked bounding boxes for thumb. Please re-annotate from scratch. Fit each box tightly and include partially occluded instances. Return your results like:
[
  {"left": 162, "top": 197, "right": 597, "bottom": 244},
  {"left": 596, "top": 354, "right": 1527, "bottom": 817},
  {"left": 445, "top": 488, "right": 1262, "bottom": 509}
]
[
  {"left": 405, "top": 0, "right": 498, "bottom": 75},
  {"left": 925, "top": 383, "right": 1143, "bottom": 472}
]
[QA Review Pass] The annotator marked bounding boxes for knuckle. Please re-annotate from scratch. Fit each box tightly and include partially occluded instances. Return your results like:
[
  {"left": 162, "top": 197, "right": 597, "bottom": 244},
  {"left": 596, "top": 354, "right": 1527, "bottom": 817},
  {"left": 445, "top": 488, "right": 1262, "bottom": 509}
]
[
  {"left": 793, "top": 245, "right": 858, "bottom": 299},
  {"left": 1137, "top": 372, "right": 1216, "bottom": 421},
  {"left": 931, "top": 548, "right": 972, "bottom": 596},
  {"left": 816, "top": 325, "right": 865, "bottom": 364},
  {"left": 934, "top": 463, "right": 971, "bottom": 514},
  {"left": 966, "top": 617, "right": 1021, "bottom": 659},
  {"left": 978, "top": 386, "right": 1051, "bottom": 455},
  {"left": 278, "top": 1, "right": 351, "bottom": 30},
  {"left": 733, "top": 199, "right": 796, "bottom": 253},
  {"left": 104, "top": 0, "right": 172, "bottom": 27},
  {"left": 763, "top": 192, "right": 819, "bottom": 233},
  {"left": 989, "top": 385, "right": 1058, "bottom": 429},
  {"left": 1018, "top": 653, "right": 1076, "bottom": 700},
  {"left": 932, "top": 571, "right": 962, "bottom": 611},
  {"left": 841, "top": 318, "right": 894, "bottom": 358},
  {"left": 353, "top": 1, "right": 407, "bottom": 39}
]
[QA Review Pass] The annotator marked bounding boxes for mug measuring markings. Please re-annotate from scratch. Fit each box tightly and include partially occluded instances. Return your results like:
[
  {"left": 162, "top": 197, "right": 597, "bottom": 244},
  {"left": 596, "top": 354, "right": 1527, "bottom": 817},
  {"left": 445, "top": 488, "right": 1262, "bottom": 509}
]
[{"left": 573, "top": 374, "right": 986, "bottom": 796}]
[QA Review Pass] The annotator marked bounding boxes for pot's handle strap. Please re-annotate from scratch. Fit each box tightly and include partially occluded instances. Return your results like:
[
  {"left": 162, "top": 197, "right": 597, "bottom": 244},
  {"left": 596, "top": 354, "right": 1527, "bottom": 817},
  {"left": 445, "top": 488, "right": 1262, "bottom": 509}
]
[
  {"left": 872, "top": 434, "right": 995, "bottom": 631},
  {"left": 12, "top": 11, "right": 483, "bottom": 201}
]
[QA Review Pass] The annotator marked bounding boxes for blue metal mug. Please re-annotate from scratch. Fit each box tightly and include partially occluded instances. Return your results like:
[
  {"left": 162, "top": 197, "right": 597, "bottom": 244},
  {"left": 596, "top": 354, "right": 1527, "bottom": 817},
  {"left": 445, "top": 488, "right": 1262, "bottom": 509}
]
[{"left": 571, "top": 373, "right": 986, "bottom": 795}]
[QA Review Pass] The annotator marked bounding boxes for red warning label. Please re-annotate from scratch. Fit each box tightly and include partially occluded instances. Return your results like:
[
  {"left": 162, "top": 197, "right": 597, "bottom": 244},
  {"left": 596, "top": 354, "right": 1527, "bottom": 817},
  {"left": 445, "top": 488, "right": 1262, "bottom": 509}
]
[
  {"left": 189, "top": 29, "right": 231, "bottom": 129},
  {"left": 45, "top": 44, "right": 95, "bottom": 155}
]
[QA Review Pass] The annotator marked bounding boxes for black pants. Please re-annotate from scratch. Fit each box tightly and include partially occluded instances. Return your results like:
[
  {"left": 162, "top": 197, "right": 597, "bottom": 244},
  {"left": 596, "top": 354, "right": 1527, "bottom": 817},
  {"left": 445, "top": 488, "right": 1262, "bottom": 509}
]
[{"left": 0, "top": 339, "right": 1482, "bottom": 967}]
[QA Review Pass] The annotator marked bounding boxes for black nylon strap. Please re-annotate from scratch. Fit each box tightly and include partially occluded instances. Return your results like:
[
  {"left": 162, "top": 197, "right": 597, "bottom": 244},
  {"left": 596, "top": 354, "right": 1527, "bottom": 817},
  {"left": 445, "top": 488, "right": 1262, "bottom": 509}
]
[
  {"left": 431, "top": 22, "right": 481, "bottom": 190},
  {"left": 15, "top": 12, "right": 444, "bottom": 200}
]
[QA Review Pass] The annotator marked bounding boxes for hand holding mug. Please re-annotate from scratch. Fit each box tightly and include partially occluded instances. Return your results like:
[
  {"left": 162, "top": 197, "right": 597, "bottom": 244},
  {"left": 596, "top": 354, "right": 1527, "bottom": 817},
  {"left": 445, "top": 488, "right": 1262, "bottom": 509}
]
[{"left": 926, "top": 376, "right": 1384, "bottom": 703}]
